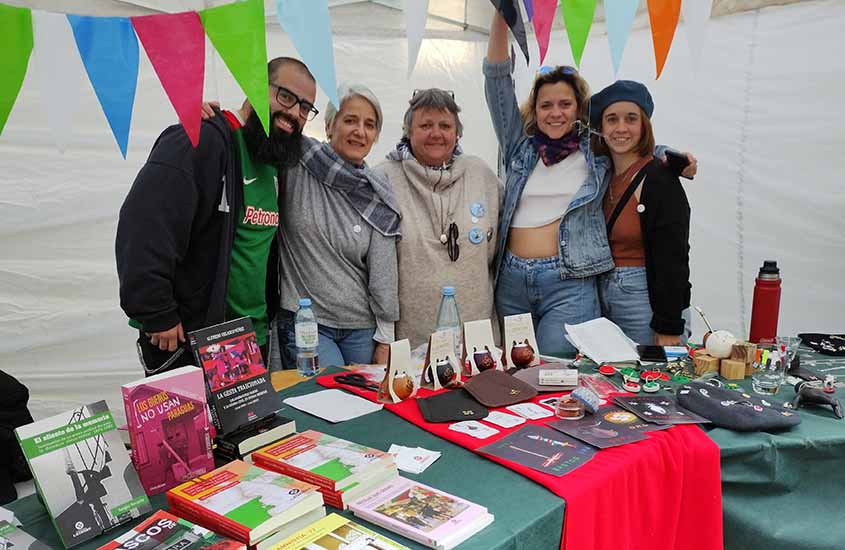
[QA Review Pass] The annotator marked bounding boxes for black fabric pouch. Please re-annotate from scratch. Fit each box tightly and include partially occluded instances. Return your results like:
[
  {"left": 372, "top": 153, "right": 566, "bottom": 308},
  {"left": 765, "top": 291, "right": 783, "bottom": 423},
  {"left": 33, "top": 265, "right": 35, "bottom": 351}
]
[
  {"left": 676, "top": 381, "right": 801, "bottom": 432},
  {"left": 417, "top": 388, "right": 489, "bottom": 423},
  {"left": 798, "top": 333, "right": 845, "bottom": 356}
]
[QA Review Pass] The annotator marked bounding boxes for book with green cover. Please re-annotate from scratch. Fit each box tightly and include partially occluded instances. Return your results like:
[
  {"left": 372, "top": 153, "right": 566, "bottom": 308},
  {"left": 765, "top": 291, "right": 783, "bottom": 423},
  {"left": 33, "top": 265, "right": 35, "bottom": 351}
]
[{"left": 14, "top": 401, "right": 152, "bottom": 549}]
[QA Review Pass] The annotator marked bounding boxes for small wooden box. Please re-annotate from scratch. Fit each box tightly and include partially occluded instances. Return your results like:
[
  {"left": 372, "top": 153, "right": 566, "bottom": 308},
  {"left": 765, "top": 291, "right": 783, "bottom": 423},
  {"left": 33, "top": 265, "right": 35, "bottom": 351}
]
[
  {"left": 693, "top": 353, "right": 720, "bottom": 376},
  {"left": 730, "top": 342, "right": 757, "bottom": 377},
  {"left": 720, "top": 358, "right": 746, "bottom": 380}
]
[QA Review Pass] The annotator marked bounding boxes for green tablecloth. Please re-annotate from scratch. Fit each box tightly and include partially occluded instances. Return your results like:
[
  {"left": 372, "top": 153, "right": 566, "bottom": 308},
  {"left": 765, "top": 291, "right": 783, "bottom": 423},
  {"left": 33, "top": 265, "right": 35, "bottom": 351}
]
[
  {"left": 6, "top": 368, "right": 565, "bottom": 550},
  {"left": 703, "top": 352, "right": 845, "bottom": 550}
]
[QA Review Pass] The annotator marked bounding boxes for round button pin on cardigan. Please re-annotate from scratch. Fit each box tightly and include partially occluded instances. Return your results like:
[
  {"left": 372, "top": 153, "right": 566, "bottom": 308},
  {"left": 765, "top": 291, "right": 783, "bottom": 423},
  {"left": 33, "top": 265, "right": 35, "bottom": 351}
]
[
  {"left": 468, "top": 227, "right": 484, "bottom": 244},
  {"left": 470, "top": 202, "right": 486, "bottom": 218}
]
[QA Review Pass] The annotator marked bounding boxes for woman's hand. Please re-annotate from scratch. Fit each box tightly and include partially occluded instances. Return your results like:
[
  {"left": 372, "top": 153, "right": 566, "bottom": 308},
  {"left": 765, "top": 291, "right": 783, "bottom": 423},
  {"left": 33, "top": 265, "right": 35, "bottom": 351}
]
[
  {"left": 654, "top": 332, "right": 681, "bottom": 346},
  {"left": 201, "top": 101, "right": 221, "bottom": 120},
  {"left": 372, "top": 342, "right": 390, "bottom": 365},
  {"left": 680, "top": 152, "right": 698, "bottom": 179}
]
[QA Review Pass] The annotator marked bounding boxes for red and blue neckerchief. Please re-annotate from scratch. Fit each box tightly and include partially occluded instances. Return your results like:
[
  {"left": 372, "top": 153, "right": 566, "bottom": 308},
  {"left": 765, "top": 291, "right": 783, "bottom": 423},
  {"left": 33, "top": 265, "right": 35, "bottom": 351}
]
[{"left": 531, "top": 129, "right": 580, "bottom": 166}]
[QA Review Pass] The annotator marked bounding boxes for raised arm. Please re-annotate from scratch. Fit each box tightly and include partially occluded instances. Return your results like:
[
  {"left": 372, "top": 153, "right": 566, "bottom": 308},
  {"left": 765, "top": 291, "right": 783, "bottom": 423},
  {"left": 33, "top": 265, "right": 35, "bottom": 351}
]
[{"left": 487, "top": 10, "right": 510, "bottom": 63}]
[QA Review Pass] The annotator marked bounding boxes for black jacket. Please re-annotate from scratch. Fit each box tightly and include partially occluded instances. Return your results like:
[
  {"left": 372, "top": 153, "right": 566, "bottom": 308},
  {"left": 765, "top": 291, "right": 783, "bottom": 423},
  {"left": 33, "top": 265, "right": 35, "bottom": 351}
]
[
  {"left": 116, "top": 112, "right": 282, "bottom": 336},
  {"left": 636, "top": 159, "right": 691, "bottom": 335}
]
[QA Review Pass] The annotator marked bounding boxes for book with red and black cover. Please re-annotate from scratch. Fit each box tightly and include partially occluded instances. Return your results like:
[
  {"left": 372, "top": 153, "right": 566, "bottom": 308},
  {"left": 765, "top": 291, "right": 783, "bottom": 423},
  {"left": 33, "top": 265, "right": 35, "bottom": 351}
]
[
  {"left": 187, "top": 318, "right": 282, "bottom": 435},
  {"left": 122, "top": 366, "right": 215, "bottom": 495},
  {"left": 166, "top": 461, "right": 324, "bottom": 547},
  {"left": 96, "top": 510, "right": 244, "bottom": 550}
]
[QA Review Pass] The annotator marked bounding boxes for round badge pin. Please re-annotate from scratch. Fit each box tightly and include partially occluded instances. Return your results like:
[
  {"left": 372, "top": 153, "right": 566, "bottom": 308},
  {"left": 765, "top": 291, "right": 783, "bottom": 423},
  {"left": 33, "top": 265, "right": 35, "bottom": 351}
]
[
  {"left": 468, "top": 227, "right": 484, "bottom": 244},
  {"left": 470, "top": 202, "right": 486, "bottom": 218},
  {"left": 599, "top": 365, "right": 616, "bottom": 376},
  {"left": 636, "top": 204, "right": 645, "bottom": 213},
  {"left": 353, "top": 224, "right": 362, "bottom": 233},
  {"left": 643, "top": 380, "right": 660, "bottom": 393}
]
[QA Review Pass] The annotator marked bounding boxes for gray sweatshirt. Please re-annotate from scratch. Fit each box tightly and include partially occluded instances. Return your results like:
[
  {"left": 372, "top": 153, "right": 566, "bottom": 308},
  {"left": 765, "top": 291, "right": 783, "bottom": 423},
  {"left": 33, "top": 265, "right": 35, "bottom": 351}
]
[{"left": 278, "top": 161, "right": 399, "bottom": 330}]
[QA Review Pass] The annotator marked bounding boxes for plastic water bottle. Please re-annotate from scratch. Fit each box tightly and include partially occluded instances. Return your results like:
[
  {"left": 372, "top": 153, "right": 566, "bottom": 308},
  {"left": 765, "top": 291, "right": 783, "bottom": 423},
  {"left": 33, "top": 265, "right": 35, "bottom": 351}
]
[
  {"left": 434, "top": 286, "right": 463, "bottom": 363},
  {"left": 295, "top": 298, "right": 319, "bottom": 377}
]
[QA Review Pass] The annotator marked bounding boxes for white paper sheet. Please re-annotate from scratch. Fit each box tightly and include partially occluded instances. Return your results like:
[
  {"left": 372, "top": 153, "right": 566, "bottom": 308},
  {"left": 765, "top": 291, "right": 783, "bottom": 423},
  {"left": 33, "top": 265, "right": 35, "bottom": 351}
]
[
  {"left": 283, "top": 389, "right": 383, "bottom": 423},
  {"left": 564, "top": 317, "right": 639, "bottom": 364}
]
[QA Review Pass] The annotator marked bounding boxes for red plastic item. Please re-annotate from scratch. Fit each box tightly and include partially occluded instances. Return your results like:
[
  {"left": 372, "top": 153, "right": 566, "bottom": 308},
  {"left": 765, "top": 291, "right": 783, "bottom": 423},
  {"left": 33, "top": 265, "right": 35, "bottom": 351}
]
[{"left": 749, "top": 260, "right": 781, "bottom": 343}]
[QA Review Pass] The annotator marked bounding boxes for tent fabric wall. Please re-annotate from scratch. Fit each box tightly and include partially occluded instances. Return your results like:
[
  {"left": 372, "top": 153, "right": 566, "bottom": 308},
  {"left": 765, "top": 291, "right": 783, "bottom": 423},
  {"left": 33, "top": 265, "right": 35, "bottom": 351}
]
[{"left": 0, "top": 0, "right": 842, "bottom": 424}]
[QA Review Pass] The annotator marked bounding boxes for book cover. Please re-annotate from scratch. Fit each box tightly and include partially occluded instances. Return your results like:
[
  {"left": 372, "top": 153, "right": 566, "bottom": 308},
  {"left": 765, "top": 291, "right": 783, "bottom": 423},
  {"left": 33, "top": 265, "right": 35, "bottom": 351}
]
[
  {"left": 251, "top": 430, "right": 392, "bottom": 492},
  {"left": 547, "top": 405, "right": 668, "bottom": 449},
  {"left": 348, "top": 477, "right": 491, "bottom": 549},
  {"left": 166, "top": 461, "right": 322, "bottom": 545},
  {"left": 477, "top": 425, "right": 596, "bottom": 477},
  {"left": 96, "top": 510, "right": 245, "bottom": 550},
  {"left": 122, "top": 366, "right": 215, "bottom": 495},
  {"left": 187, "top": 318, "right": 282, "bottom": 435},
  {"left": 0, "top": 521, "right": 52, "bottom": 550},
  {"left": 14, "top": 401, "right": 152, "bottom": 549},
  {"left": 269, "top": 513, "right": 410, "bottom": 550}
]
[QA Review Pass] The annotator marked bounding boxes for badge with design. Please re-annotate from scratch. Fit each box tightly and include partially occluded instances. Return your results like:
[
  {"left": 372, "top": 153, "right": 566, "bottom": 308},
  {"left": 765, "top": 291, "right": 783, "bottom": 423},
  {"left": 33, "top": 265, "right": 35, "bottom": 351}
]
[
  {"left": 468, "top": 226, "right": 484, "bottom": 244},
  {"left": 470, "top": 202, "right": 486, "bottom": 218}
]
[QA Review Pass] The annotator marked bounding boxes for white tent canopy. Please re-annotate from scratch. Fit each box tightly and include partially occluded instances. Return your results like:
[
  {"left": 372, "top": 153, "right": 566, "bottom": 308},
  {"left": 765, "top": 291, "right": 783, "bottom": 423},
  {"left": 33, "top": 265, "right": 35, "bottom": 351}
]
[{"left": 1, "top": 0, "right": 842, "bottom": 424}]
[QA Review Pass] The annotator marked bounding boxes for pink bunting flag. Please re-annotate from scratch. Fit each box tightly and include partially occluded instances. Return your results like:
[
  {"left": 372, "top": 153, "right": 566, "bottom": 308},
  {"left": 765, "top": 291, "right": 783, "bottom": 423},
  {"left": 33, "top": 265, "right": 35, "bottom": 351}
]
[
  {"left": 531, "top": 0, "right": 557, "bottom": 65},
  {"left": 131, "top": 12, "right": 204, "bottom": 146}
]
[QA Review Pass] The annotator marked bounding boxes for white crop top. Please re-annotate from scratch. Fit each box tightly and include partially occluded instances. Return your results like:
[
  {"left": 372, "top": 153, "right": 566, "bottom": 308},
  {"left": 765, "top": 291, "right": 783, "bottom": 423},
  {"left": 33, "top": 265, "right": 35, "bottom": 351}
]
[{"left": 510, "top": 150, "right": 588, "bottom": 228}]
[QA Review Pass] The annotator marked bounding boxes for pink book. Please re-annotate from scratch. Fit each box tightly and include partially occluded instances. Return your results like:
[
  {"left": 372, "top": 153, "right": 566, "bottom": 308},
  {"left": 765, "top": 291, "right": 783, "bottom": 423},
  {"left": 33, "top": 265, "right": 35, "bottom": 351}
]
[
  {"left": 348, "top": 477, "right": 494, "bottom": 550},
  {"left": 122, "top": 366, "right": 214, "bottom": 495}
]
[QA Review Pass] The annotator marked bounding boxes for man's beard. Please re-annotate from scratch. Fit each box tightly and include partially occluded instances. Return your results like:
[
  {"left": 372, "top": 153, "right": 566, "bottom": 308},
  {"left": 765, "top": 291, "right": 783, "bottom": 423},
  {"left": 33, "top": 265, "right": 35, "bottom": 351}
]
[{"left": 241, "top": 109, "right": 303, "bottom": 169}]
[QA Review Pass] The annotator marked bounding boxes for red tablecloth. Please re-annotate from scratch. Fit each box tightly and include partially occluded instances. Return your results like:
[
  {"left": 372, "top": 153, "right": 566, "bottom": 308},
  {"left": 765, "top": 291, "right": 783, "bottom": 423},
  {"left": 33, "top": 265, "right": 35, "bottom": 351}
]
[{"left": 318, "top": 373, "right": 723, "bottom": 550}]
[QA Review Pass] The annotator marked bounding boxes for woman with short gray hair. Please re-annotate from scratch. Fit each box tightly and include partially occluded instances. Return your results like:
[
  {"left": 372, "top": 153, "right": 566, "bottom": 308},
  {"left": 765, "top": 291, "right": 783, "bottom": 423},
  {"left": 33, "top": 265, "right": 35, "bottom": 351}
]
[
  {"left": 375, "top": 88, "right": 502, "bottom": 350},
  {"left": 277, "top": 83, "right": 401, "bottom": 367}
]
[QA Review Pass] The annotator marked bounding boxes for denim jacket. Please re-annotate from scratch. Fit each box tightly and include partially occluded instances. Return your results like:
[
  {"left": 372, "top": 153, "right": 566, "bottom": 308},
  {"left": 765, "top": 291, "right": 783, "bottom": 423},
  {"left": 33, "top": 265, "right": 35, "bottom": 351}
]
[{"left": 483, "top": 58, "right": 615, "bottom": 283}]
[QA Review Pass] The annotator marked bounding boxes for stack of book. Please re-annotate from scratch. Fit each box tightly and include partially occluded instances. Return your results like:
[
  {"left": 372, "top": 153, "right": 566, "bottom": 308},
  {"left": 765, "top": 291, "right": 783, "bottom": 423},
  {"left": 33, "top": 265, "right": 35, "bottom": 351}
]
[
  {"left": 187, "top": 318, "right": 290, "bottom": 462},
  {"left": 0, "top": 520, "right": 52, "bottom": 550},
  {"left": 268, "top": 513, "right": 410, "bottom": 550},
  {"left": 121, "top": 366, "right": 215, "bottom": 495},
  {"left": 97, "top": 510, "right": 245, "bottom": 550},
  {"left": 166, "top": 460, "right": 325, "bottom": 550},
  {"left": 14, "top": 401, "right": 152, "bottom": 548},
  {"left": 348, "top": 477, "right": 494, "bottom": 550},
  {"left": 252, "top": 430, "right": 398, "bottom": 509}
]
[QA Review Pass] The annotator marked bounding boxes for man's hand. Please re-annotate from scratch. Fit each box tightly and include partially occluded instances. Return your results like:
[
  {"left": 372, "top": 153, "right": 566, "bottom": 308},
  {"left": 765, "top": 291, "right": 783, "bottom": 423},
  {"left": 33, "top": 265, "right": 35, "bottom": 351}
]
[
  {"left": 201, "top": 101, "right": 221, "bottom": 120},
  {"left": 149, "top": 323, "right": 185, "bottom": 352},
  {"left": 372, "top": 342, "right": 390, "bottom": 365},
  {"left": 654, "top": 332, "right": 681, "bottom": 346}
]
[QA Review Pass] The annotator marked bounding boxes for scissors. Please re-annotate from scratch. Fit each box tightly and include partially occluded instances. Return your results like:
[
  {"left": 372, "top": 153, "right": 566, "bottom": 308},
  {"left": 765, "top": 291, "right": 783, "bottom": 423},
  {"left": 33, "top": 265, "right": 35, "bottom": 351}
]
[{"left": 334, "top": 373, "right": 380, "bottom": 392}]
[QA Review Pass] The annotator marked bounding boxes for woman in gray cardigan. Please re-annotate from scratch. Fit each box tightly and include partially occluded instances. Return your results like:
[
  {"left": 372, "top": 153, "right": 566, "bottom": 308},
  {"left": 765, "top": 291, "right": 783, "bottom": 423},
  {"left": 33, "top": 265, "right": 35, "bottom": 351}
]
[{"left": 276, "top": 84, "right": 401, "bottom": 367}]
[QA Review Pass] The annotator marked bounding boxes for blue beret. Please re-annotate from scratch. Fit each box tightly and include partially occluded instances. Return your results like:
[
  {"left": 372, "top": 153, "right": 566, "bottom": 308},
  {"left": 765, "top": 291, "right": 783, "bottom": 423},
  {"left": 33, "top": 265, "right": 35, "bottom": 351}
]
[{"left": 589, "top": 80, "right": 654, "bottom": 129}]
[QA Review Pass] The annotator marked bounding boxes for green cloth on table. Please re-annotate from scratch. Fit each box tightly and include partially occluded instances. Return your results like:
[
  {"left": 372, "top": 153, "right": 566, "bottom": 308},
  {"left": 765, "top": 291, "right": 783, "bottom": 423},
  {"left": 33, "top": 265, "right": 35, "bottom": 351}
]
[{"left": 6, "top": 367, "right": 565, "bottom": 550}]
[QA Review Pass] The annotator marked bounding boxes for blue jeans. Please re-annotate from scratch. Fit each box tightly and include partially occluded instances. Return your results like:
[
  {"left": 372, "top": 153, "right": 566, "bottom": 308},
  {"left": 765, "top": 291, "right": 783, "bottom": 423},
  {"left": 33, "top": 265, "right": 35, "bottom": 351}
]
[
  {"left": 277, "top": 310, "right": 376, "bottom": 369},
  {"left": 598, "top": 267, "right": 691, "bottom": 345},
  {"left": 496, "top": 251, "right": 601, "bottom": 356}
]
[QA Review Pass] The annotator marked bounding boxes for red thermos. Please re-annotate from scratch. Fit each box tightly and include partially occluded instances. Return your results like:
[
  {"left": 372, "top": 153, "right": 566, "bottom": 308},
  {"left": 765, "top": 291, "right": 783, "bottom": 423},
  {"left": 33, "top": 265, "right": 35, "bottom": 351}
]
[{"left": 749, "top": 260, "right": 781, "bottom": 343}]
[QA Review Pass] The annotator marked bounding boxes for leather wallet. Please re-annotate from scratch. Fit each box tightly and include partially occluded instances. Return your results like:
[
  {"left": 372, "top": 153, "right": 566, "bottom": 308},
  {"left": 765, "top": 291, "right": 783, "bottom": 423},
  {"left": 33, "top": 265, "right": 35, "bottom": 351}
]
[
  {"left": 463, "top": 369, "right": 538, "bottom": 408},
  {"left": 416, "top": 388, "right": 489, "bottom": 423}
]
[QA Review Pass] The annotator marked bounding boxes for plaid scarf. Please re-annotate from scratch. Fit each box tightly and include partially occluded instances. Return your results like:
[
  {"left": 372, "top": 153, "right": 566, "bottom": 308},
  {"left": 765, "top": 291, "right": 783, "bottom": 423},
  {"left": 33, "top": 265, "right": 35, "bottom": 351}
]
[
  {"left": 531, "top": 129, "right": 580, "bottom": 166},
  {"left": 386, "top": 138, "right": 463, "bottom": 167},
  {"left": 299, "top": 137, "right": 401, "bottom": 238}
]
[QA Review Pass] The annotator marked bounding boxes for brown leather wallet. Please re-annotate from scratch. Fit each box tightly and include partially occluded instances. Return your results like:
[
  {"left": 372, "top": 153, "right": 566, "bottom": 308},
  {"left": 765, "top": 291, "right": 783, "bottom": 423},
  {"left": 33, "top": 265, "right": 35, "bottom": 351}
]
[{"left": 463, "top": 369, "right": 538, "bottom": 408}]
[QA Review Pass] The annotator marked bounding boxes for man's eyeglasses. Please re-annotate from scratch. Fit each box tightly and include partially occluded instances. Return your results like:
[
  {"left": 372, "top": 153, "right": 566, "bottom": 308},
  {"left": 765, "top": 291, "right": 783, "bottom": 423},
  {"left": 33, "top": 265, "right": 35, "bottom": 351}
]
[
  {"left": 271, "top": 83, "right": 319, "bottom": 121},
  {"left": 445, "top": 222, "right": 459, "bottom": 262},
  {"left": 537, "top": 65, "right": 578, "bottom": 76}
]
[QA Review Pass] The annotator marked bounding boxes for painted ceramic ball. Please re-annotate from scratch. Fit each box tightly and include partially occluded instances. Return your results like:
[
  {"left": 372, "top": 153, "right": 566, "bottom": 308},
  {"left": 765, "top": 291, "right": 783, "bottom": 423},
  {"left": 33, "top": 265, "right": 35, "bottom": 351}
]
[
  {"left": 705, "top": 330, "right": 736, "bottom": 359},
  {"left": 473, "top": 348, "right": 496, "bottom": 371},
  {"left": 510, "top": 341, "right": 535, "bottom": 368},
  {"left": 392, "top": 375, "right": 415, "bottom": 400}
]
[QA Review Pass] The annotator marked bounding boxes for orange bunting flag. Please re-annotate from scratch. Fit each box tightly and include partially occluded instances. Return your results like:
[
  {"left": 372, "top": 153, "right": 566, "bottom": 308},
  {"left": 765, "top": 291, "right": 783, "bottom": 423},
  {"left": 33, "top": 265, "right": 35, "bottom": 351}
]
[
  {"left": 647, "top": 0, "right": 681, "bottom": 78},
  {"left": 131, "top": 12, "right": 205, "bottom": 147}
]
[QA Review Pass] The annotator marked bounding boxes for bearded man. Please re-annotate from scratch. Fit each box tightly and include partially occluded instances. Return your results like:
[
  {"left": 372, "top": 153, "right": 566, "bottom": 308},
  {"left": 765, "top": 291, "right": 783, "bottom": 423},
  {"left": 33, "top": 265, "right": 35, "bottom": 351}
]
[{"left": 116, "top": 57, "right": 317, "bottom": 374}]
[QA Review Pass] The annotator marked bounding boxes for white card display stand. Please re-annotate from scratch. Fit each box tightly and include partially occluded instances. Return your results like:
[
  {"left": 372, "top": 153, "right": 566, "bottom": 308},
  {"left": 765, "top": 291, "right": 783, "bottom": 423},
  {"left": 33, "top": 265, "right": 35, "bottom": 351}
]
[
  {"left": 463, "top": 319, "right": 503, "bottom": 376},
  {"left": 503, "top": 313, "right": 540, "bottom": 368},
  {"left": 422, "top": 330, "right": 461, "bottom": 390},
  {"left": 378, "top": 339, "right": 417, "bottom": 403}
]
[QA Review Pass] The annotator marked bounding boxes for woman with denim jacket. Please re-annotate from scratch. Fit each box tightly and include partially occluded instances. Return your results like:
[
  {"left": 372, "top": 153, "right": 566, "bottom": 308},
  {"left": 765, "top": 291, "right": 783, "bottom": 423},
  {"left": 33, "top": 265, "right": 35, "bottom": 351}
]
[{"left": 484, "top": 13, "right": 694, "bottom": 355}]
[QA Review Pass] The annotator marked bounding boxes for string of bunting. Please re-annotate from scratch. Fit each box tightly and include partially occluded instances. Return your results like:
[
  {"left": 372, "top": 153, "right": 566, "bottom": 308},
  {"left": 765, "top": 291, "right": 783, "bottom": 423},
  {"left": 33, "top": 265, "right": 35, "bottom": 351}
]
[{"left": 0, "top": 0, "right": 712, "bottom": 157}]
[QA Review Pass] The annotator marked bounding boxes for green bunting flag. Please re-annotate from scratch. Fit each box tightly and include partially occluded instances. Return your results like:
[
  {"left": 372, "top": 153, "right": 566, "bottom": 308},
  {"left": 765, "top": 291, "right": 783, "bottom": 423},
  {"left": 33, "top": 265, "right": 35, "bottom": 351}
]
[
  {"left": 560, "top": 0, "right": 597, "bottom": 68},
  {"left": 0, "top": 5, "right": 33, "bottom": 136},
  {"left": 199, "top": 0, "right": 269, "bottom": 135}
]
